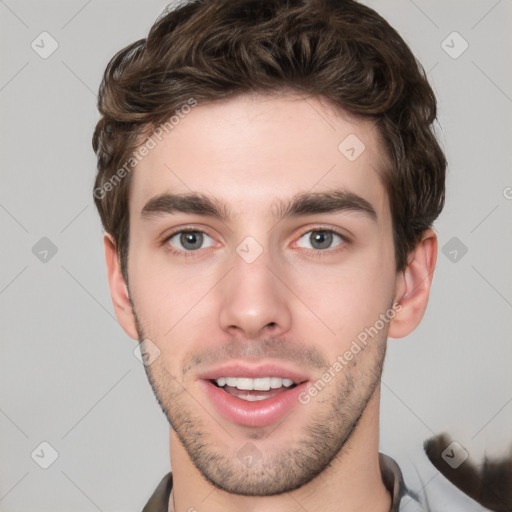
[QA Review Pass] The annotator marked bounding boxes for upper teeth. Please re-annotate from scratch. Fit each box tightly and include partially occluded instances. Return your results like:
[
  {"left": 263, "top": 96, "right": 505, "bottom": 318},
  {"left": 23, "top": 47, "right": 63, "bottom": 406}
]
[{"left": 215, "top": 377, "right": 295, "bottom": 391}]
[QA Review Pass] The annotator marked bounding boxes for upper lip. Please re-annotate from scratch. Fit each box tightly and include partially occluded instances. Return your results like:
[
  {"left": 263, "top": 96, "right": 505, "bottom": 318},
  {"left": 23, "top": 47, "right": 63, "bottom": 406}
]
[{"left": 197, "top": 362, "right": 310, "bottom": 383}]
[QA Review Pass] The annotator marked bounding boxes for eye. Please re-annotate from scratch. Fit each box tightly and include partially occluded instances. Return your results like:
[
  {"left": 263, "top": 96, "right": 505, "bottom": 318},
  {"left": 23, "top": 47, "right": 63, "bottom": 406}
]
[
  {"left": 295, "top": 229, "right": 346, "bottom": 251},
  {"left": 165, "top": 229, "right": 215, "bottom": 252}
]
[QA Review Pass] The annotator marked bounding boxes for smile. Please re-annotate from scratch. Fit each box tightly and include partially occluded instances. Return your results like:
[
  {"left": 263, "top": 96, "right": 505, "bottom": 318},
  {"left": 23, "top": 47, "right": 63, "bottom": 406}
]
[
  {"left": 213, "top": 376, "right": 297, "bottom": 401},
  {"left": 199, "top": 365, "right": 310, "bottom": 428}
]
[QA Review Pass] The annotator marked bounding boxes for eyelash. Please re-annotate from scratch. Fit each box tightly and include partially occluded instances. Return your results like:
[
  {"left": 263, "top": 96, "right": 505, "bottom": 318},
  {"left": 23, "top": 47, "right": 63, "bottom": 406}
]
[
  {"left": 300, "top": 228, "right": 349, "bottom": 259},
  {"left": 161, "top": 226, "right": 350, "bottom": 259},
  {"left": 161, "top": 228, "right": 211, "bottom": 259}
]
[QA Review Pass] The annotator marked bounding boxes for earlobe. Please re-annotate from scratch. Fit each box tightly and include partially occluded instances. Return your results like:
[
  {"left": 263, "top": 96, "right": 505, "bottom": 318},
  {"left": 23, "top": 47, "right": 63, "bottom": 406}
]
[
  {"left": 388, "top": 229, "right": 438, "bottom": 339},
  {"left": 103, "top": 233, "right": 139, "bottom": 340}
]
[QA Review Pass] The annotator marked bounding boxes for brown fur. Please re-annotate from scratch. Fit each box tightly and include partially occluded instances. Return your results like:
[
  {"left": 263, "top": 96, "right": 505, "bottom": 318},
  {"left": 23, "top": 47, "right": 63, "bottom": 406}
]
[{"left": 424, "top": 433, "right": 512, "bottom": 511}]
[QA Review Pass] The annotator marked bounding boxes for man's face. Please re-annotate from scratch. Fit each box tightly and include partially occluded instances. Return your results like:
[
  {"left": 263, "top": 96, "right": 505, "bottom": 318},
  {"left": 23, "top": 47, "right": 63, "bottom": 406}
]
[{"left": 126, "top": 92, "right": 399, "bottom": 495}]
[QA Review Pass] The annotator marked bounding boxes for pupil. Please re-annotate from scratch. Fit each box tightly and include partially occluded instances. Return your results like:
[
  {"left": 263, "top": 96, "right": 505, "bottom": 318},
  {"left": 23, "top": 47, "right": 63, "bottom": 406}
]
[
  {"left": 311, "top": 231, "right": 332, "bottom": 249},
  {"left": 181, "top": 232, "right": 202, "bottom": 250}
]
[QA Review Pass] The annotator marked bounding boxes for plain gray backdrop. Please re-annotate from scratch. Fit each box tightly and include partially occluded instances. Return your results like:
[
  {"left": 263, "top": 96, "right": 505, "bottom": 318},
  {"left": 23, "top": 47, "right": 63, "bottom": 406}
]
[{"left": 1, "top": 1, "right": 511, "bottom": 511}]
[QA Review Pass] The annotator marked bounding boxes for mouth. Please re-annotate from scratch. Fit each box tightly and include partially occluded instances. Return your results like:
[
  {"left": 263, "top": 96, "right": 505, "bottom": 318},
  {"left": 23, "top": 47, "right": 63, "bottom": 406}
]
[
  {"left": 199, "top": 365, "right": 310, "bottom": 428},
  {"left": 211, "top": 376, "right": 299, "bottom": 401}
]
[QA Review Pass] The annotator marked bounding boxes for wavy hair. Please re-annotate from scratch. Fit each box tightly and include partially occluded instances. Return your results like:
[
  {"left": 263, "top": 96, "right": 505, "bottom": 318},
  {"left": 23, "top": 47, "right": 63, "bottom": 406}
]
[{"left": 92, "top": 0, "right": 446, "bottom": 282}]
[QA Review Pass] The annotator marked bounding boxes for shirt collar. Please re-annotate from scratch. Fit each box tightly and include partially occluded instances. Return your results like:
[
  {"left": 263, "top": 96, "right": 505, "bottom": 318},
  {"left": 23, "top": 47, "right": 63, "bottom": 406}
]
[{"left": 142, "top": 452, "right": 408, "bottom": 512}]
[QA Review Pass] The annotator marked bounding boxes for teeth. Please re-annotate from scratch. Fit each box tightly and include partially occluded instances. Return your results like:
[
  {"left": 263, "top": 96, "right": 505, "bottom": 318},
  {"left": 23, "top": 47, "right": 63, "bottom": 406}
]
[
  {"left": 214, "top": 376, "right": 297, "bottom": 390},
  {"left": 236, "top": 378, "right": 253, "bottom": 390},
  {"left": 240, "top": 394, "right": 270, "bottom": 401},
  {"left": 254, "top": 377, "right": 270, "bottom": 390},
  {"left": 270, "top": 377, "right": 282, "bottom": 389}
]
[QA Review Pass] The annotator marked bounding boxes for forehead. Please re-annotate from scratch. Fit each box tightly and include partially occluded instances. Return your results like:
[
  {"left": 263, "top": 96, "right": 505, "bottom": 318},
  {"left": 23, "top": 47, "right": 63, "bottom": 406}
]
[{"left": 129, "top": 92, "right": 390, "bottom": 222}]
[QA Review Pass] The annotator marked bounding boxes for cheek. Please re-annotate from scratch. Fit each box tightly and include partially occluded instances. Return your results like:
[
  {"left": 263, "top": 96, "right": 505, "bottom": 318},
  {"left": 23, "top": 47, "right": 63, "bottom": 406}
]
[
  {"left": 128, "top": 247, "right": 222, "bottom": 340},
  {"left": 128, "top": 225, "right": 397, "bottom": 352},
  {"left": 290, "top": 248, "right": 396, "bottom": 346},
  {"left": 127, "top": 248, "right": 182, "bottom": 333}
]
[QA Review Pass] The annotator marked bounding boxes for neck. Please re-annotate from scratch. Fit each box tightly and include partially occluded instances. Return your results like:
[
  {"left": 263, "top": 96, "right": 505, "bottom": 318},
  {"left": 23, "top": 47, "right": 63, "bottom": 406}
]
[{"left": 168, "top": 386, "right": 391, "bottom": 512}]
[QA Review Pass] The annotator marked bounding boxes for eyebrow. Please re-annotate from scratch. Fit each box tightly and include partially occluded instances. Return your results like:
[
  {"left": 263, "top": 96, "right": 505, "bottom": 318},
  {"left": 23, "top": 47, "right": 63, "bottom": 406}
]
[{"left": 140, "top": 189, "right": 377, "bottom": 223}]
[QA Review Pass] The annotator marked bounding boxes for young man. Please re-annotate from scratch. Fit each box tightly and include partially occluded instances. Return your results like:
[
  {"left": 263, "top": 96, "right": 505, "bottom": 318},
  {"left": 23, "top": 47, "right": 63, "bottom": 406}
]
[{"left": 91, "top": 1, "right": 486, "bottom": 510}]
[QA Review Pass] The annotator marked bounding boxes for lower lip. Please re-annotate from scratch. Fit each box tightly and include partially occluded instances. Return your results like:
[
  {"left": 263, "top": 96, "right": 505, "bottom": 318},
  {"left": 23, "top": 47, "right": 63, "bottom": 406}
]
[{"left": 201, "top": 380, "right": 308, "bottom": 428}]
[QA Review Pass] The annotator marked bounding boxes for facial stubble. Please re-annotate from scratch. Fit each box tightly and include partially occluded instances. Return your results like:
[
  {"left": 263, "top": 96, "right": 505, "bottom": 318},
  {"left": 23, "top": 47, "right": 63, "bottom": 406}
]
[{"left": 130, "top": 297, "right": 388, "bottom": 496}]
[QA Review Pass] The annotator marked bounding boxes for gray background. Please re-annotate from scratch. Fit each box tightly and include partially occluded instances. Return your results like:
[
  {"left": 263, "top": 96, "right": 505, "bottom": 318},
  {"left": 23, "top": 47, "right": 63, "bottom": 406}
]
[{"left": 1, "top": 1, "right": 511, "bottom": 510}]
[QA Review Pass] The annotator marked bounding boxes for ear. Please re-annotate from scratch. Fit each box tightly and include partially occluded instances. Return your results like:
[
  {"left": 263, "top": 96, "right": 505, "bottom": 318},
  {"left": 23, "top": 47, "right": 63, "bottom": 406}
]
[
  {"left": 388, "top": 228, "right": 438, "bottom": 338},
  {"left": 103, "top": 233, "right": 139, "bottom": 340}
]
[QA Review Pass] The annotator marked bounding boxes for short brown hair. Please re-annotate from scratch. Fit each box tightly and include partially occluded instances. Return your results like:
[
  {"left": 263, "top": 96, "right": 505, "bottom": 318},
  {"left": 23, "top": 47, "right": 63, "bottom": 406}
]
[{"left": 92, "top": 0, "right": 446, "bottom": 282}]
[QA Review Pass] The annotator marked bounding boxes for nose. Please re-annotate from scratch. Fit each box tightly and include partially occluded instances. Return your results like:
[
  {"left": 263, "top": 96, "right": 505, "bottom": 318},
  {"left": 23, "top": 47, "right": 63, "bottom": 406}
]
[{"left": 217, "top": 246, "right": 292, "bottom": 340}]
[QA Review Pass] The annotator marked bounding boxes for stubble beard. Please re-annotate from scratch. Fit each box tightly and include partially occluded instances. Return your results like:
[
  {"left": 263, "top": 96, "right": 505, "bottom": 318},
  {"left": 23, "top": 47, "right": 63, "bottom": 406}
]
[{"left": 131, "top": 301, "right": 387, "bottom": 496}]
